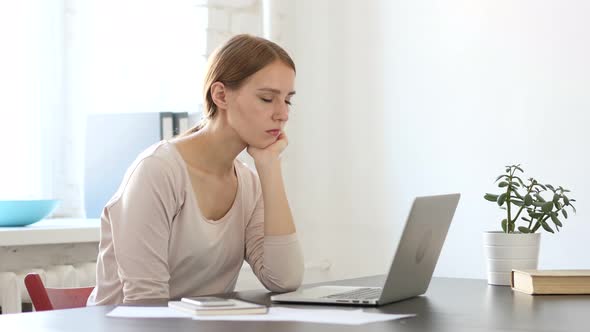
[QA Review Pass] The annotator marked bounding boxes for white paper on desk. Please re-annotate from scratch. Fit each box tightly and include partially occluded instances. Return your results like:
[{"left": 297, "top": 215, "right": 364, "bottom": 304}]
[
  {"left": 107, "top": 306, "right": 192, "bottom": 319},
  {"left": 193, "top": 307, "right": 415, "bottom": 325},
  {"left": 107, "top": 306, "right": 414, "bottom": 325}
]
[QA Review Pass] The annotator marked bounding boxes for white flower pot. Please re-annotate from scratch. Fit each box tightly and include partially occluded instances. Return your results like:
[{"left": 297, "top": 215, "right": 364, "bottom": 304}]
[{"left": 483, "top": 231, "right": 541, "bottom": 286}]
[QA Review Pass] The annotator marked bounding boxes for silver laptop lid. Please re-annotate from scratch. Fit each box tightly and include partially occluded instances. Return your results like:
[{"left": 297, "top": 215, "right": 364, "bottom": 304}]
[{"left": 378, "top": 193, "right": 460, "bottom": 304}]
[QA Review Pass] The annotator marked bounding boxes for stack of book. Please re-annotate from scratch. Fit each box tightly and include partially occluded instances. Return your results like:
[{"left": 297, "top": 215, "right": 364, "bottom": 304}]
[
  {"left": 511, "top": 269, "right": 590, "bottom": 295},
  {"left": 168, "top": 298, "right": 268, "bottom": 316}
]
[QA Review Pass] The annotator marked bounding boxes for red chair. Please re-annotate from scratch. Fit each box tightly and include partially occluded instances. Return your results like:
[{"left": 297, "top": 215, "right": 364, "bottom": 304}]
[{"left": 24, "top": 273, "right": 94, "bottom": 311}]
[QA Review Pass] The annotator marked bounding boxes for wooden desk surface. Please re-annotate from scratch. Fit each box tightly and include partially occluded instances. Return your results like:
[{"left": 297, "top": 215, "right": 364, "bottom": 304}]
[{"left": 2, "top": 275, "right": 589, "bottom": 331}]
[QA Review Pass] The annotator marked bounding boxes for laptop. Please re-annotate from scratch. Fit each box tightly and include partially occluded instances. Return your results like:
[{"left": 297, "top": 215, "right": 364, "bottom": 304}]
[{"left": 271, "top": 193, "right": 461, "bottom": 306}]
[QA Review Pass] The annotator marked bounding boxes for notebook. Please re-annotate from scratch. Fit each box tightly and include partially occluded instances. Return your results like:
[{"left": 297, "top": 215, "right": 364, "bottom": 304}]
[{"left": 168, "top": 299, "right": 268, "bottom": 316}]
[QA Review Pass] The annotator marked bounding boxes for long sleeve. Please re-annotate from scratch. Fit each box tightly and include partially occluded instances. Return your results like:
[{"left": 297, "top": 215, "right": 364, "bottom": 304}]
[
  {"left": 244, "top": 191, "right": 304, "bottom": 292},
  {"left": 106, "top": 156, "right": 179, "bottom": 304}
]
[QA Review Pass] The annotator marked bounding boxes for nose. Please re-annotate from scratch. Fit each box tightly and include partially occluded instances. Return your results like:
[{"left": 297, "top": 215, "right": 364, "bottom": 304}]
[{"left": 273, "top": 103, "right": 289, "bottom": 122}]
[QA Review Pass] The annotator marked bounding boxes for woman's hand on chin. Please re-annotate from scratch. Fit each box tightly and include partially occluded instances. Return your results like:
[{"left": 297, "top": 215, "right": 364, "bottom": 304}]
[{"left": 247, "top": 132, "right": 288, "bottom": 168}]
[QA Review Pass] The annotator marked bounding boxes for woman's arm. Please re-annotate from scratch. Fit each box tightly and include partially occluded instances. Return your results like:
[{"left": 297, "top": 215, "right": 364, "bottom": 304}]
[
  {"left": 248, "top": 132, "right": 296, "bottom": 236},
  {"left": 106, "top": 156, "right": 176, "bottom": 304},
  {"left": 244, "top": 196, "right": 303, "bottom": 292},
  {"left": 255, "top": 160, "right": 296, "bottom": 236},
  {"left": 245, "top": 132, "right": 304, "bottom": 291}
]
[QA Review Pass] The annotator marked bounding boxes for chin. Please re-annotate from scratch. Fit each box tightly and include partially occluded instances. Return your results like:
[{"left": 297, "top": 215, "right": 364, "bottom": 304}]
[
  {"left": 248, "top": 137, "right": 276, "bottom": 149},
  {"left": 256, "top": 141, "right": 274, "bottom": 149}
]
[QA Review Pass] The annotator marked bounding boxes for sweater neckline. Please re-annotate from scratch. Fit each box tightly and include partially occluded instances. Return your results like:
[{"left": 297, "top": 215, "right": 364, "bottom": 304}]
[{"left": 166, "top": 140, "right": 242, "bottom": 225}]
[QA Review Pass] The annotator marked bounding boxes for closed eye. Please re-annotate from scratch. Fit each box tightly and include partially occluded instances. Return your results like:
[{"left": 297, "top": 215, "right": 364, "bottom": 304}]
[{"left": 260, "top": 97, "right": 293, "bottom": 106}]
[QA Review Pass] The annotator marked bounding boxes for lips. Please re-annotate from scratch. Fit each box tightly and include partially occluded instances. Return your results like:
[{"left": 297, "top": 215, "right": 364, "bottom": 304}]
[{"left": 266, "top": 129, "right": 281, "bottom": 137}]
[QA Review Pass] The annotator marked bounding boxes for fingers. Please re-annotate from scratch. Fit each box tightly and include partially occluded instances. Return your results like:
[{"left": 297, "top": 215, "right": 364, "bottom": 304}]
[{"left": 278, "top": 131, "right": 288, "bottom": 145}]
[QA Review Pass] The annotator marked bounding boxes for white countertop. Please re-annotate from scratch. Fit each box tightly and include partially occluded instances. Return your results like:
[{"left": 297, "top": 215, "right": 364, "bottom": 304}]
[{"left": 0, "top": 218, "right": 100, "bottom": 246}]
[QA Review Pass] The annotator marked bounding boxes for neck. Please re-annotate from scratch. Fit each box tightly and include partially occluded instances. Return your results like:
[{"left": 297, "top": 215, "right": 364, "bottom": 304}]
[{"left": 174, "top": 118, "right": 246, "bottom": 177}]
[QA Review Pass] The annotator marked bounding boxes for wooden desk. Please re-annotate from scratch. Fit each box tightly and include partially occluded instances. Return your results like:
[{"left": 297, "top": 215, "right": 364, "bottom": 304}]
[{"left": 1, "top": 275, "right": 589, "bottom": 331}]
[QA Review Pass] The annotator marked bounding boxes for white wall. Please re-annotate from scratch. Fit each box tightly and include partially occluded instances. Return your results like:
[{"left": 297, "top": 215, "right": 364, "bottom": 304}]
[
  {"left": 283, "top": 0, "right": 398, "bottom": 281},
  {"left": 283, "top": 0, "right": 590, "bottom": 281},
  {"left": 207, "top": 0, "right": 262, "bottom": 56}
]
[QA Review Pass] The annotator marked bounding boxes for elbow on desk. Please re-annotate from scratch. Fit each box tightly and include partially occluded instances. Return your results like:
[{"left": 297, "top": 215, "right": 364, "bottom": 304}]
[
  {"left": 265, "top": 276, "right": 303, "bottom": 293},
  {"left": 263, "top": 266, "right": 304, "bottom": 293}
]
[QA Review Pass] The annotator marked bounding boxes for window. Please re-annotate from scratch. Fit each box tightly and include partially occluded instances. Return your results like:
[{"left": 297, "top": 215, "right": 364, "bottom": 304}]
[
  {"left": 76, "top": 0, "right": 208, "bottom": 114},
  {"left": 0, "top": 0, "right": 49, "bottom": 200},
  {"left": 0, "top": 0, "right": 207, "bottom": 212}
]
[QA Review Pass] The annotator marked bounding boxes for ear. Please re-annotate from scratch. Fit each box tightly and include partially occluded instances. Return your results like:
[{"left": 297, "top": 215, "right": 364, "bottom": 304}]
[{"left": 210, "top": 82, "right": 228, "bottom": 110}]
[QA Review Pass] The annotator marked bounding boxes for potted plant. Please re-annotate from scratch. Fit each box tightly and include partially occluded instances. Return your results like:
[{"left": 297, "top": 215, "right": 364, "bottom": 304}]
[{"left": 483, "top": 164, "right": 576, "bottom": 285}]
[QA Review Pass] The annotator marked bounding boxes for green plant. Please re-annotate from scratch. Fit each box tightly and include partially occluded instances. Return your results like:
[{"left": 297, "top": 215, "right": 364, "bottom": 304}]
[{"left": 484, "top": 164, "right": 577, "bottom": 234}]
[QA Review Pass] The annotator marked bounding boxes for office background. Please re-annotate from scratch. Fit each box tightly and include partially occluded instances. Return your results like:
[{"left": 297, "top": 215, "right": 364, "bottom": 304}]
[
  {"left": 277, "top": 0, "right": 590, "bottom": 283},
  {"left": 2, "top": 0, "right": 588, "bottom": 293}
]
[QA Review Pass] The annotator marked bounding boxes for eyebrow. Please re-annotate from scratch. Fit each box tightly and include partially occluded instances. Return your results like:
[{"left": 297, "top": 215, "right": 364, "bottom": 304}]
[{"left": 257, "top": 88, "right": 296, "bottom": 96}]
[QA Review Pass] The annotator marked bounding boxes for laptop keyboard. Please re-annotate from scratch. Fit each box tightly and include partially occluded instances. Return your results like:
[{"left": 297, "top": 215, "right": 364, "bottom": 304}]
[{"left": 322, "top": 288, "right": 382, "bottom": 300}]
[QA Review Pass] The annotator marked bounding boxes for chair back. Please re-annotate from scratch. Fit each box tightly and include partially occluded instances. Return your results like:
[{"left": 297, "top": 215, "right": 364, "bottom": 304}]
[{"left": 24, "top": 273, "right": 94, "bottom": 311}]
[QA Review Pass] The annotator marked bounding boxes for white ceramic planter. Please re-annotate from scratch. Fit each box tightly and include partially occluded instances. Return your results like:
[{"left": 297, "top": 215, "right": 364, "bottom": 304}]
[{"left": 483, "top": 231, "right": 541, "bottom": 286}]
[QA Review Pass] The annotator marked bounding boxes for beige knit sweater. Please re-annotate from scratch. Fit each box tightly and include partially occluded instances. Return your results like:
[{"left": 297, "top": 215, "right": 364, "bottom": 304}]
[{"left": 87, "top": 141, "right": 303, "bottom": 305}]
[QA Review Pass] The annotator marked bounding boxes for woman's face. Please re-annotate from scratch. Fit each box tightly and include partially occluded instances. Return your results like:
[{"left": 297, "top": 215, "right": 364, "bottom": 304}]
[{"left": 225, "top": 60, "right": 295, "bottom": 149}]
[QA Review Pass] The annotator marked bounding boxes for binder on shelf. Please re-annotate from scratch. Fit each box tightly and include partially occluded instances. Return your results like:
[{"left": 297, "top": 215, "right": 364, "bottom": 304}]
[
  {"left": 160, "top": 112, "right": 174, "bottom": 140},
  {"left": 173, "top": 112, "right": 189, "bottom": 136}
]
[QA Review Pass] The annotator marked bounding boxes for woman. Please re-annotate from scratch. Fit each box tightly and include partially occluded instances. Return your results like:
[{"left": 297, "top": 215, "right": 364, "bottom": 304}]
[{"left": 88, "top": 34, "right": 304, "bottom": 305}]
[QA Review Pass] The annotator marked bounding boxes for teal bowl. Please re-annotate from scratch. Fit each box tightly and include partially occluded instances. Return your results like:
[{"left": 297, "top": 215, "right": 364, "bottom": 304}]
[{"left": 0, "top": 200, "right": 60, "bottom": 227}]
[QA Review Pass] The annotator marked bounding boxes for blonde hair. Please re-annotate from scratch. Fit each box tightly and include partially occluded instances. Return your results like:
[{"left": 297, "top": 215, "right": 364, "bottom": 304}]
[{"left": 184, "top": 34, "right": 296, "bottom": 135}]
